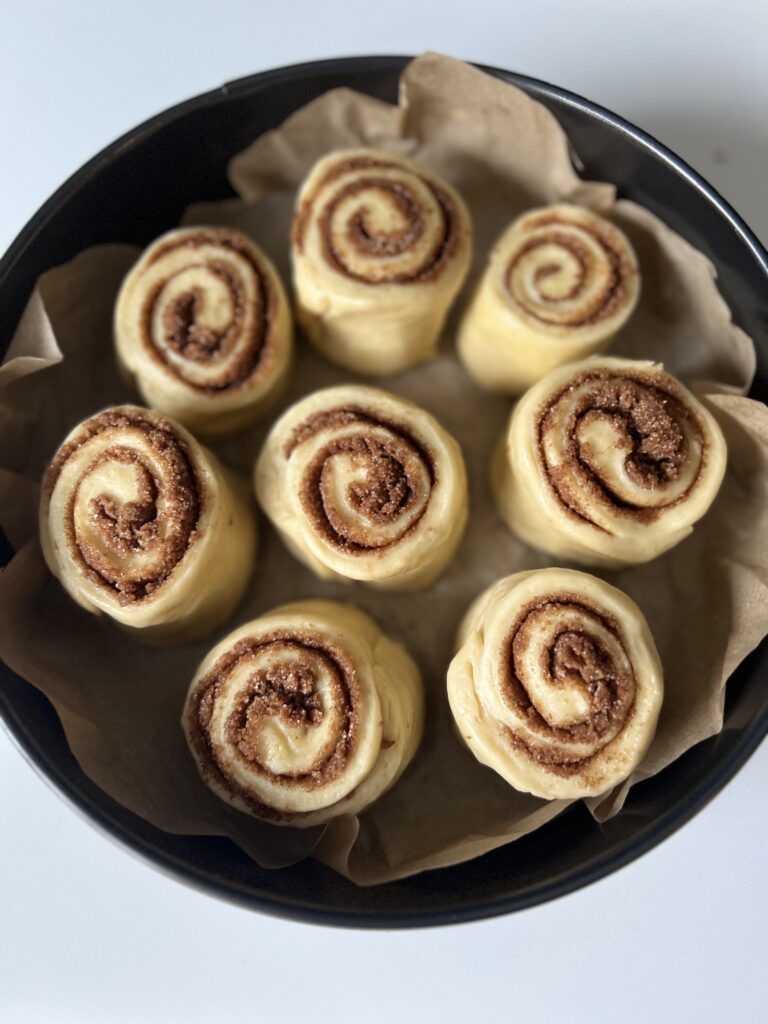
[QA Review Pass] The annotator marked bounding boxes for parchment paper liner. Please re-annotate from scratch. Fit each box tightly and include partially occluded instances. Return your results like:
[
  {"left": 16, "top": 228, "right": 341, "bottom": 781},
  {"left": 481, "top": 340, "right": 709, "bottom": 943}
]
[{"left": 1, "top": 54, "right": 766, "bottom": 885}]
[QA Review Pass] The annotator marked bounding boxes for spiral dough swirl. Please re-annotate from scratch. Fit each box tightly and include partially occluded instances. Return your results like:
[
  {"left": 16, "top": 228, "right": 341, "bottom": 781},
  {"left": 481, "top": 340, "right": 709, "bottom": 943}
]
[
  {"left": 255, "top": 386, "right": 468, "bottom": 590},
  {"left": 40, "top": 405, "right": 257, "bottom": 641},
  {"left": 183, "top": 601, "right": 424, "bottom": 825},
  {"left": 493, "top": 357, "right": 728, "bottom": 567},
  {"left": 43, "top": 408, "right": 203, "bottom": 603},
  {"left": 288, "top": 406, "right": 434, "bottom": 554},
  {"left": 502, "top": 597, "right": 635, "bottom": 773},
  {"left": 124, "top": 228, "right": 280, "bottom": 388},
  {"left": 294, "top": 155, "right": 461, "bottom": 284},
  {"left": 447, "top": 569, "right": 663, "bottom": 799},
  {"left": 186, "top": 632, "right": 361, "bottom": 818},
  {"left": 457, "top": 205, "right": 640, "bottom": 395},
  {"left": 503, "top": 207, "right": 638, "bottom": 329},
  {"left": 290, "top": 149, "right": 472, "bottom": 376},
  {"left": 115, "top": 227, "right": 292, "bottom": 437},
  {"left": 539, "top": 369, "right": 705, "bottom": 529}
]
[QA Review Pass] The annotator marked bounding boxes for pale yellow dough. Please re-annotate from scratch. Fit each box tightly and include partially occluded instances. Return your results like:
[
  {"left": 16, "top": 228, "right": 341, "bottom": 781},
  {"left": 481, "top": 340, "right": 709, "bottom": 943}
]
[
  {"left": 447, "top": 568, "right": 664, "bottom": 799},
  {"left": 493, "top": 356, "right": 727, "bottom": 567},
  {"left": 115, "top": 226, "right": 293, "bottom": 439},
  {"left": 255, "top": 384, "right": 468, "bottom": 590},
  {"left": 39, "top": 405, "right": 256, "bottom": 644},
  {"left": 457, "top": 204, "right": 640, "bottom": 394},
  {"left": 291, "top": 148, "right": 472, "bottom": 376},
  {"left": 182, "top": 600, "right": 424, "bottom": 826}
]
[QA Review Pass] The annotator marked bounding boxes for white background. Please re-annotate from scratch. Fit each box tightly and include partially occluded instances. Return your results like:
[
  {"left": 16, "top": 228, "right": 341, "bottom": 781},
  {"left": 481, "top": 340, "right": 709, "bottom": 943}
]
[{"left": 1, "top": 2, "right": 766, "bottom": 1022}]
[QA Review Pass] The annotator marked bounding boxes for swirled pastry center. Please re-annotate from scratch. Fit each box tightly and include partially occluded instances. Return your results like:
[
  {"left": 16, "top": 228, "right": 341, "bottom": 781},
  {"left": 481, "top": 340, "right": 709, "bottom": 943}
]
[
  {"left": 293, "top": 156, "right": 461, "bottom": 284},
  {"left": 287, "top": 406, "right": 436, "bottom": 553},
  {"left": 45, "top": 410, "right": 203, "bottom": 604},
  {"left": 537, "top": 370, "right": 706, "bottom": 529},
  {"left": 187, "top": 632, "right": 362, "bottom": 817},
  {"left": 501, "top": 596, "right": 636, "bottom": 774},
  {"left": 138, "top": 229, "right": 276, "bottom": 392},
  {"left": 504, "top": 214, "right": 634, "bottom": 327}
]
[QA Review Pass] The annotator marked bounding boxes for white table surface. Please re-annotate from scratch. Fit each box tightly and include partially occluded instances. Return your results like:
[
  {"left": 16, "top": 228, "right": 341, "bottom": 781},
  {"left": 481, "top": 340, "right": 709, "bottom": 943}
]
[{"left": 1, "top": 3, "right": 766, "bottom": 1021}]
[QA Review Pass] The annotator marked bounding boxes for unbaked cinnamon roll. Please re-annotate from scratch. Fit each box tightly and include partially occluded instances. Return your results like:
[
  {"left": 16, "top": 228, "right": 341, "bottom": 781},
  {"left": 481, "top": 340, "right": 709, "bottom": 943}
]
[
  {"left": 39, "top": 406, "right": 256, "bottom": 643},
  {"left": 447, "top": 568, "right": 663, "bottom": 799},
  {"left": 255, "top": 385, "right": 468, "bottom": 590},
  {"left": 291, "top": 149, "right": 472, "bottom": 376},
  {"left": 115, "top": 227, "right": 293, "bottom": 439},
  {"left": 493, "top": 357, "right": 727, "bottom": 567},
  {"left": 183, "top": 600, "right": 424, "bottom": 826},
  {"left": 457, "top": 204, "right": 640, "bottom": 394}
]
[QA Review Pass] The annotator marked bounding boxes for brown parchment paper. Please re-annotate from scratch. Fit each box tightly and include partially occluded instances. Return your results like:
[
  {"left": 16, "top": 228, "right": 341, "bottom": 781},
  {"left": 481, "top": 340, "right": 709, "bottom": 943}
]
[{"left": 1, "top": 53, "right": 767, "bottom": 886}]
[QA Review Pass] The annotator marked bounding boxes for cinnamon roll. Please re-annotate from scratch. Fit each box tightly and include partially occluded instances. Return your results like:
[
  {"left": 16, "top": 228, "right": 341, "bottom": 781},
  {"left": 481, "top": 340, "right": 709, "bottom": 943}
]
[
  {"left": 183, "top": 600, "right": 424, "bottom": 826},
  {"left": 447, "top": 568, "right": 663, "bottom": 799},
  {"left": 115, "top": 227, "right": 293, "bottom": 439},
  {"left": 457, "top": 204, "right": 640, "bottom": 394},
  {"left": 493, "top": 357, "right": 727, "bottom": 567},
  {"left": 291, "top": 149, "right": 472, "bottom": 376},
  {"left": 254, "top": 385, "right": 468, "bottom": 590},
  {"left": 39, "top": 406, "right": 257, "bottom": 643}
]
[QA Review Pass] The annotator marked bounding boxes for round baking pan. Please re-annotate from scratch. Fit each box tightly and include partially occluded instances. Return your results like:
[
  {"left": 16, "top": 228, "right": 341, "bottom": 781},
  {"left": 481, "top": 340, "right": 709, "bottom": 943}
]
[{"left": 1, "top": 56, "right": 766, "bottom": 928}]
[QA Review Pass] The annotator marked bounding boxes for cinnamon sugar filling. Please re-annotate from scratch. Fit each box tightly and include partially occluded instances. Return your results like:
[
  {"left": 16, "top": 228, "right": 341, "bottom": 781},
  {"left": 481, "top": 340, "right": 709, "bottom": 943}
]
[
  {"left": 284, "top": 406, "right": 436, "bottom": 554},
  {"left": 44, "top": 409, "right": 203, "bottom": 604},
  {"left": 137, "top": 228, "right": 277, "bottom": 392},
  {"left": 504, "top": 214, "right": 635, "bottom": 327},
  {"left": 292, "top": 155, "right": 461, "bottom": 283},
  {"left": 500, "top": 594, "right": 636, "bottom": 777},
  {"left": 186, "top": 631, "right": 361, "bottom": 821},
  {"left": 535, "top": 369, "right": 707, "bottom": 528}
]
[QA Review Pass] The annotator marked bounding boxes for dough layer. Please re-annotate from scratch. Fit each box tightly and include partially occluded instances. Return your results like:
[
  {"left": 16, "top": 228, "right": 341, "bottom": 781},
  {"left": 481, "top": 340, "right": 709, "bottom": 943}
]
[
  {"left": 183, "top": 600, "right": 424, "bottom": 826},
  {"left": 115, "top": 226, "right": 293, "bottom": 438},
  {"left": 255, "top": 384, "right": 468, "bottom": 590},
  {"left": 447, "top": 568, "right": 664, "bottom": 799},
  {"left": 458, "top": 204, "right": 639, "bottom": 394},
  {"left": 292, "top": 149, "right": 472, "bottom": 376},
  {"left": 40, "top": 405, "right": 256, "bottom": 643},
  {"left": 492, "top": 357, "right": 727, "bottom": 567}
]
